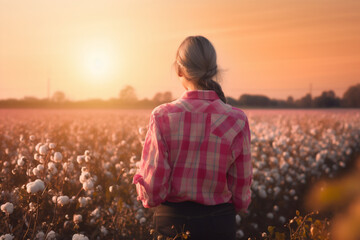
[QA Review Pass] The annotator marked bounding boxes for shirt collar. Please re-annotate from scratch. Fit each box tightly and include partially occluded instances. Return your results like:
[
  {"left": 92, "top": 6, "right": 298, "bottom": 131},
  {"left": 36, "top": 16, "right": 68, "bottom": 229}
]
[{"left": 180, "top": 90, "right": 220, "bottom": 101}]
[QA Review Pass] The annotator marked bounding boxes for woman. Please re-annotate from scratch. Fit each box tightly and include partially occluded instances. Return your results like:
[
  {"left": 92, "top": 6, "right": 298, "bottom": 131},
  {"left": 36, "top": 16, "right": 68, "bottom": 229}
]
[{"left": 133, "top": 36, "right": 252, "bottom": 240}]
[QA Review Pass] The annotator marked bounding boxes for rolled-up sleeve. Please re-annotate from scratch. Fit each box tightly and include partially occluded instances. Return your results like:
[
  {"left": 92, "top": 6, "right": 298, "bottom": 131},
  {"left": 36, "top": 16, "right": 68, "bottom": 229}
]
[
  {"left": 228, "top": 117, "right": 252, "bottom": 213},
  {"left": 132, "top": 111, "right": 170, "bottom": 208}
]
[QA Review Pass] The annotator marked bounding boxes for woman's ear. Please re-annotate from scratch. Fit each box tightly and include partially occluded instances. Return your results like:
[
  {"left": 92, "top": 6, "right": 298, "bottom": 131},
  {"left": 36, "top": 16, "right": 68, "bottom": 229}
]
[{"left": 176, "top": 65, "right": 183, "bottom": 77}]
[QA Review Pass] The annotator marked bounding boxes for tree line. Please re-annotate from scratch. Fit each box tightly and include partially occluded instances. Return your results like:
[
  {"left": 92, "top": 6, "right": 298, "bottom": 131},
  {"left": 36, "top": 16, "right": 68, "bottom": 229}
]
[
  {"left": 0, "top": 83, "right": 359, "bottom": 109},
  {"left": 227, "top": 83, "right": 360, "bottom": 108}
]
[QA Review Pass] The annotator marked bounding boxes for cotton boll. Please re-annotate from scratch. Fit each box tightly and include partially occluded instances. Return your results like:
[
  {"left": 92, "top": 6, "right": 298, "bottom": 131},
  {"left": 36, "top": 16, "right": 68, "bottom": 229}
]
[
  {"left": 35, "top": 143, "right": 42, "bottom": 152},
  {"left": 63, "top": 162, "right": 74, "bottom": 172},
  {"left": 78, "top": 197, "right": 87, "bottom": 207},
  {"left": 139, "top": 217, "right": 146, "bottom": 224},
  {"left": 17, "top": 157, "right": 25, "bottom": 167},
  {"left": 108, "top": 207, "right": 114, "bottom": 215},
  {"left": 85, "top": 156, "right": 91, "bottom": 163},
  {"left": 286, "top": 175, "right": 293, "bottom": 183},
  {"left": 83, "top": 179, "right": 94, "bottom": 191},
  {"left": 289, "top": 189, "right": 296, "bottom": 196},
  {"left": 37, "top": 164, "right": 44, "bottom": 171},
  {"left": 139, "top": 127, "right": 147, "bottom": 135},
  {"left": 34, "top": 153, "right": 41, "bottom": 161},
  {"left": 235, "top": 214, "right": 241, "bottom": 225},
  {"left": 84, "top": 150, "right": 91, "bottom": 156},
  {"left": 103, "top": 162, "right": 111, "bottom": 171},
  {"left": 49, "top": 143, "right": 56, "bottom": 149},
  {"left": 52, "top": 196, "right": 58, "bottom": 204},
  {"left": 100, "top": 226, "right": 108, "bottom": 235},
  {"left": 29, "top": 202, "right": 36, "bottom": 212},
  {"left": 345, "top": 148, "right": 352, "bottom": 155},
  {"left": 32, "top": 168, "right": 40, "bottom": 176},
  {"left": 29, "top": 135, "right": 36, "bottom": 141},
  {"left": 1, "top": 202, "right": 14, "bottom": 214},
  {"left": 35, "top": 231, "right": 45, "bottom": 240},
  {"left": 315, "top": 153, "right": 323, "bottom": 163},
  {"left": 57, "top": 196, "right": 70, "bottom": 206},
  {"left": 105, "top": 171, "right": 113, "bottom": 178},
  {"left": 0, "top": 234, "right": 14, "bottom": 240},
  {"left": 72, "top": 234, "right": 89, "bottom": 240},
  {"left": 26, "top": 179, "right": 45, "bottom": 194},
  {"left": 77, "top": 155, "right": 85, "bottom": 164},
  {"left": 39, "top": 144, "right": 48, "bottom": 155},
  {"left": 73, "top": 214, "right": 82, "bottom": 224},
  {"left": 266, "top": 212, "right": 274, "bottom": 219},
  {"left": 273, "top": 205, "right": 279, "bottom": 212},
  {"left": 130, "top": 155, "right": 137, "bottom": 163},
  {"left": 39, "top": 155, "right": 45, "bottom": 164},
  {"left": 90, "top": 207, "right": 101, "bottom": 219},
  {"left": 258, "top": 188, "right": 267, "bottom": 199},
  {"left": 115, "top": 163, "right": 121, "bottom": 171},
  {"left": 269, "top": 156, "right": 278, "bottom": 165},
  {"left": 48, "top": 162, "right": 58, "bottom": 175},
  {"left": 53, "top": 152, "right": 63, "bottom": 163},
  {"left": 279, "top": 216, "right": 286, "bottom": 224},
  {"left": 236, "top": 230, "right": 244, "bottom": 239},
  {"left": 79, "top": 171, "right": 90, "bottom": 183},
  {"left": 339, "top": 161, "right": 346, "bottom": 168},
  {"left": 96, "top": 185, "right": 103, "bottom": 192},
  {"left": 46, "top": 231, "right": 56, "bottom": 240}
]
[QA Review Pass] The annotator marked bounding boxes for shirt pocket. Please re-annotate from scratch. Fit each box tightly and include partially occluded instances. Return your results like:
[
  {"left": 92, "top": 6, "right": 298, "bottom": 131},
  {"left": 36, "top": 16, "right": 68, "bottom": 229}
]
[{"left": 210, "top": 114, "right": 244, "bottom": 143}]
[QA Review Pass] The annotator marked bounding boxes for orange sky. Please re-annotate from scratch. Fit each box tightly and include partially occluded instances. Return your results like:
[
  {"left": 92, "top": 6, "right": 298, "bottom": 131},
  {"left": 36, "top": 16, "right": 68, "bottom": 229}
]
[{"left": 1, "top": 0, "right": 360, "bottom": 101}]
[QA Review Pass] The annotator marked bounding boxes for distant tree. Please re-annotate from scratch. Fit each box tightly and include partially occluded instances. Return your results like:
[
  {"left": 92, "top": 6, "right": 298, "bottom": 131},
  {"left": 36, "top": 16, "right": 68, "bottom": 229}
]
[
  {"left": 238, "top": 94, "right": 271, "bottom": 107},
  {"left": 286, "top": 96, "right": 294, "bottom": 107},
  {"left": 162, "top": 91, "right": 173, "bottom": 102},
  {"left": 24, "top": 96, "right": 38, "bottom": 100},
  {"left": 313, "top": 90, "right": 340, "bottom": 108},
  {"left": 152, "top": 91, "right": 173, "bottom": 103},
  {"left": 342, "top": 83, "right": 360, "bottom": 107},
  {"left": 52, "top": 91, "right": 66, "bottom": 103},
  {"left": 226, "top": 96, "right": 238, "bottom": 106},
  {"left": 295, "top": 93, "right": 312, "bottom": 108},
  {"left": 119, "top": 85, "right": 137, "bottom": 102}
]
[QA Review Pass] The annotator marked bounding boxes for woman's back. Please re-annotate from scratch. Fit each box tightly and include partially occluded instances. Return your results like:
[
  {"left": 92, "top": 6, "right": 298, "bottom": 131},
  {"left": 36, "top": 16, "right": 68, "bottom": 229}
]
[
  {"left": 137, "top": 89, "right": 252, "bottom": 211},
  {"left": 133, "top": 35, "right": 252, "bottom": 239}
]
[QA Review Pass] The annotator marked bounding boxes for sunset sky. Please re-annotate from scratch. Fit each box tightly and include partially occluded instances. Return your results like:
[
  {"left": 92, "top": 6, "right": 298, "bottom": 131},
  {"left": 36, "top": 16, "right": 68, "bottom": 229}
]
[{"left": 1, "top": 0, "right": 359, "bottom": 101}]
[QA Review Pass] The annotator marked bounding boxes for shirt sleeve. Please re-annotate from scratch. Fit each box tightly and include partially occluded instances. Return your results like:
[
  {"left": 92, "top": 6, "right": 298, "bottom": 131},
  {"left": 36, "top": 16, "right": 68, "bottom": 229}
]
[
  {"left": 228, "top": 116, "right": 252, "bottom": 213},
  {"left": 132, "top": 111, "right": 170, "bottom": 208}
]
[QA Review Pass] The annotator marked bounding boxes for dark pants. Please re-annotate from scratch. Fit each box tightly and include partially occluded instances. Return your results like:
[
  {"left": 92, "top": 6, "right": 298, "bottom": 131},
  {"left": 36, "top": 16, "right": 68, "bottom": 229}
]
[{"left": 153, "top": 201, "right": 236, "bottom": 240}]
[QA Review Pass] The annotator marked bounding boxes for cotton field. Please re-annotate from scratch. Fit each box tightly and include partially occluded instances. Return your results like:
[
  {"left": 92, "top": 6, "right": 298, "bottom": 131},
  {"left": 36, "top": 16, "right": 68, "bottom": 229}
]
[{"left": 0, "top": 109, "right": 359, "bottom": 240}]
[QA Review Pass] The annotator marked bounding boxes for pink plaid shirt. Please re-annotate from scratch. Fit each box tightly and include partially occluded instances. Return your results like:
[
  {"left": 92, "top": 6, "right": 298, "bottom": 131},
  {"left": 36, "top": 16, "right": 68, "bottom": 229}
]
[{"left": 133, "top": 90, "right": 252, "bottom": 212}]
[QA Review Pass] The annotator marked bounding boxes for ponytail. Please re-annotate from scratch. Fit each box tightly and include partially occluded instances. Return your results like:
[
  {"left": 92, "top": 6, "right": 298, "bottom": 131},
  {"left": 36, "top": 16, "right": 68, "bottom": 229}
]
[
  {"left": 175, "top": 36, "right": 227, "bottom": 103},
  {"left": 197, "top": 77, "right": 227, "bottom": 104}
]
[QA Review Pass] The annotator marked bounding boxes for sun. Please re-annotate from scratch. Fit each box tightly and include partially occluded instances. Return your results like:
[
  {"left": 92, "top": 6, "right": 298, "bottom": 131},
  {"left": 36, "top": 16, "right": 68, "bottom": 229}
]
[{"left": 85, "top": 50, "right": 111, "bottom": 78}]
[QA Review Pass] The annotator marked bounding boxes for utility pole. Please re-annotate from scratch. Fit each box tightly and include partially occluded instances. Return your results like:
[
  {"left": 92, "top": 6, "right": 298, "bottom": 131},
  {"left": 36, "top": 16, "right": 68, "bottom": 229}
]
[{"left": 47, "top": 76, "right": 50, "bottom": 100}]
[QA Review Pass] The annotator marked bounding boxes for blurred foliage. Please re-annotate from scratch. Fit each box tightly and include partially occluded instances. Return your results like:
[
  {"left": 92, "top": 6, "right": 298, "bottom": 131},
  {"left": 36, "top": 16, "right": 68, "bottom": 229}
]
[{"left": 257, "top": 156, "right": 360, "bottom": 240}]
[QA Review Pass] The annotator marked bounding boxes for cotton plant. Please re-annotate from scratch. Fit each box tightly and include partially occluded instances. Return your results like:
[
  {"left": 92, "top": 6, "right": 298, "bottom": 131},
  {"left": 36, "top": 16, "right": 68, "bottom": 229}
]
[
  {"left": 1, "top": 202, "right": 14, "bottom": 215},
  {"left": 0, "top": 110, "right": 359, "bottom": 239},
  {"left": 26, "top": 179, "right": 45, "bottom": 194}
]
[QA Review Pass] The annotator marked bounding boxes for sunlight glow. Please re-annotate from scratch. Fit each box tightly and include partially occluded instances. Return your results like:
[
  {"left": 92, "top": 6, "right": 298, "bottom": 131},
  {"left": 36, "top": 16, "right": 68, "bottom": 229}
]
[{"left": 85, "top": 50, "right": 111, "bottom": 78}]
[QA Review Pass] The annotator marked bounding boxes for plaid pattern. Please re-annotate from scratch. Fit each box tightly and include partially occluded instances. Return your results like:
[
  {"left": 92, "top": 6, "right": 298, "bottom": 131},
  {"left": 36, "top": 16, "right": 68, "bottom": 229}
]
[{"left": 133, "top": 90, "right": 252, "bottom": 212}]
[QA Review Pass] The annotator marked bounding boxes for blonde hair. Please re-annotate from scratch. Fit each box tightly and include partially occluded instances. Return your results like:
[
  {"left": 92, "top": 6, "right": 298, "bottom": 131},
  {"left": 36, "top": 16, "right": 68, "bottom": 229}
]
[{"left": 174, "top": 36, "right": 226, "bottom": 103}]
